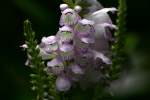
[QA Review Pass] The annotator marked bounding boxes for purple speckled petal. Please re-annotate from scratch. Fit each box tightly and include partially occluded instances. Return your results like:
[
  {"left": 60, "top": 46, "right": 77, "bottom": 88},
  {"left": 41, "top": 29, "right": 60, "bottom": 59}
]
[{"left": 56, "top": 77, "right": 71, "bottom": 91}]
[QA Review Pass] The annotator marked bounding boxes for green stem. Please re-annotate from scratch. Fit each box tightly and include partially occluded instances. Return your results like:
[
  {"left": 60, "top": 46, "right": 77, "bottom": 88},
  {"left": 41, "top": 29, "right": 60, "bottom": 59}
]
[
  {"left": 24, "top": 20, "right": 57, "bottom": 100},
  {"left": 111, "top": 0, "right": 127, "bottom": 80}
]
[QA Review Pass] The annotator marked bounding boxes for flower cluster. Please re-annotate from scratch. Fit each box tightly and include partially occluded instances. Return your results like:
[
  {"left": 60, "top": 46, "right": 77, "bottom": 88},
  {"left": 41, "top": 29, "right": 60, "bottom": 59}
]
[{"left": 37, "top": 4, "right": 117, "bottom": 92}]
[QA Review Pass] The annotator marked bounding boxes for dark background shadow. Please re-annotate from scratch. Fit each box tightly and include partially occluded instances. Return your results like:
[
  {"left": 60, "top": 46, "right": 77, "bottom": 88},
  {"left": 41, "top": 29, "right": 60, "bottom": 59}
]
[{"left": 0, "top": 0, "right": 150, "bottom": 100}]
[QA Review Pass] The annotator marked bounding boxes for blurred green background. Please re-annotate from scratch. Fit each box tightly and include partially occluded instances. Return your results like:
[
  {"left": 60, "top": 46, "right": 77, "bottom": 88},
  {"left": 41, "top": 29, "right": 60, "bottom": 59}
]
[{"left": 0, "top": 0, "right": 150, "bottom": 100}]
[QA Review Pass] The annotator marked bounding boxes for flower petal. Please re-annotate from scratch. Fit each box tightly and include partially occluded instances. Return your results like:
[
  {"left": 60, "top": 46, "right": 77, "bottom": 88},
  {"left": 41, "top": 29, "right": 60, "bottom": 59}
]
[
  {"left": 71, "top": 64, "right": 84, "bottom": 74},
  {"left": 60, "top": 4, "right": 68, "bottom": 11},
  {"left": 93, "top": 50, "right": 112, "bottom": 65},
  {"left": 41, "top": 36, "right": 57, "bottom": 45},
  {"left": 47, "top": 57, "right": 63, "bottom": 67},
  {"left": 86, "top": 9, "right": 113, "bottom": 25},
  {"left": 56, "top": 77, "right": 71, "bottom": 91},
  {"left": 39, "top": 47, "right": 52, "bottom": 60},
  {"left": 76, "top": 0, "right": 103, "bottom": 16},
  {"left": 80, "top": 37, "right": 95, "bottom": 44},
  {"left": 60, "top": 8, "right": 80, "bottom": 26},
  {"left": 59, "top": 44, "right": 73, "bottom": 52}
]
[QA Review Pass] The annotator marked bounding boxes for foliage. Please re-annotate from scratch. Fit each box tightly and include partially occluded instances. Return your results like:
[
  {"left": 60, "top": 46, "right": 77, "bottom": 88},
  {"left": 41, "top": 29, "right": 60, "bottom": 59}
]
[
  {"left": 23, "top": 20, "right": 57, "bottom": 100},
  {"left": 111, "top": 0, "right": 127, "bottom": 80}
]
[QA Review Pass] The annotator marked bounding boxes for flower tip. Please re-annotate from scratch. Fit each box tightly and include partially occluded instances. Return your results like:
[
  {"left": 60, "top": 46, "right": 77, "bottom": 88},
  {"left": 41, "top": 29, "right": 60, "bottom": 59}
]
[
  {"left": 60, "top": 4, "right": 68, "bottom": 11},
  {"left": 74, "top": 5, "right": 82, "bottom": 13},
  {"left": 20, "top": 44, "right": 28, "bottom": 49}
]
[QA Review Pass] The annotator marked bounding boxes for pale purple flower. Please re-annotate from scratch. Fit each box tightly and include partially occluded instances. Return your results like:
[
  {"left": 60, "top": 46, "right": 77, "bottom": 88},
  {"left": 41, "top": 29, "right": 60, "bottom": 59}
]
[
  {"left": 57, "top": 26, "right": 74, "bottom": 42},
  {"left": 37, "top": 3, "right": 117, "bottom": 91},
  {"left": 47, "top": 57, "right": 64, "bottom": 75},
  {"left": 60, "top": 8, "right": 81, "bottom": 26},
  {"left": 56, "top": 77, "right": 71, "bottom": 91},
  {"left": 39, "top": 36, "right": 58, "bottom": 60},
  {"left": 74, "top": 19, "right": 95, "bottom": 44}
]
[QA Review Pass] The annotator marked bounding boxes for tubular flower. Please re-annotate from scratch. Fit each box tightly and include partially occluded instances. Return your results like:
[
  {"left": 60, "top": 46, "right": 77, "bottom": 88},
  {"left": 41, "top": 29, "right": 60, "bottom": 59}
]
[
  {"left": 39, "top": 36, "right": 58, "bottom": 60},
  {"left": 37, "top": 3, "right": 117, "bottom": 91},
  {"left": 60, "top": 7, "right": 81, "bottom": 26},
  {"left": 56, "top": 76, "right": 71, "bottom": 92}
]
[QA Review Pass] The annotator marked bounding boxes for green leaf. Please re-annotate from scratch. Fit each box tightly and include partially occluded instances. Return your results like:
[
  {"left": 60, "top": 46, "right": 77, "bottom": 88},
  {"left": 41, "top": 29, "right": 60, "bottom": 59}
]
[{"left": 63, "top": 0, "right": 74, "bottom": 8}]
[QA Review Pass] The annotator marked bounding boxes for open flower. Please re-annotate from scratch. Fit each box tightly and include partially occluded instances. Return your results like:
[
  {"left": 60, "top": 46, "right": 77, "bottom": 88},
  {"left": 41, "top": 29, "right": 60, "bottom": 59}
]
[
  {"left": 39, "top": 36, "right": 58, "bottom": 60},
  {"left": 74, "top": 19, "right": 95, "bottom": 44},
  {"left": 60, "top": 7, "right": 81, "bottom": 26}
]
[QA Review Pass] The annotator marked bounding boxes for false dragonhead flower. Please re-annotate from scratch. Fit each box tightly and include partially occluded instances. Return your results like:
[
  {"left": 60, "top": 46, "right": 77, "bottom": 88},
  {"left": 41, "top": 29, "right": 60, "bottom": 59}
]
[{"left": 37, "top": 2, "right": 117, "bottom": 92}]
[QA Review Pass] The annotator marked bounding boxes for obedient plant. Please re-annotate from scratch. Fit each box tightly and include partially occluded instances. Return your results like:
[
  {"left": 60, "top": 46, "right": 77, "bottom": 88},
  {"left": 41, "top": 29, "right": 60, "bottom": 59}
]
[{"left": 21, "top": 0, "right": 127, "bottom": 99}]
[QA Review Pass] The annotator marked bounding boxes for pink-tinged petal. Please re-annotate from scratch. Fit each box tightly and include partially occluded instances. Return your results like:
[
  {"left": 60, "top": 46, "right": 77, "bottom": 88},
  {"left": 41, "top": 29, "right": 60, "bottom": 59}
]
[
  {"left": 93, "top": 50, "right": 112, "bottom": 65},
  {"left": 59, "top": 26, "right": 72, "bottom": 32},
  {"left": 56, "top": 77, "right": 71, "bottom": 91},
  {"left": 63, "top": 8, "right": 74, "bottom": 14},
  {"left": 47, "top": 57, "right": 63, "bottom": 67},
  {"left": 80, "top": 37, "right": 95, "bottom": 44},
  {"left": 71, "top": 64, "right": 84, "bottom": 74},
  {"left": 41, "top": 36, "right": 57, "bottom": 45},
  {"left": 59, "top": 44, "right": 73, "bottom": 52}
]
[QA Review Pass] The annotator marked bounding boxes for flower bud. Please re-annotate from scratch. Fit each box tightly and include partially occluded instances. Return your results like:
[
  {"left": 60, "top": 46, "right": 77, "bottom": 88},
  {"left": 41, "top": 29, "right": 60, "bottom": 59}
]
[
  {"left": 74, "top": 5, "right": 82, "bottom": 13},
  {"left": 60, "top": 4, "right": 68, "bottom": 11}
]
